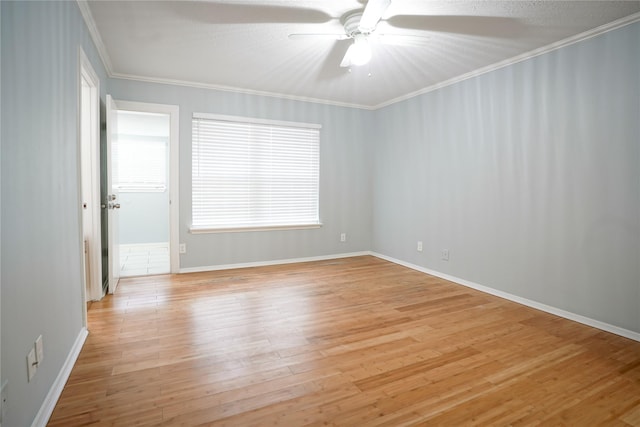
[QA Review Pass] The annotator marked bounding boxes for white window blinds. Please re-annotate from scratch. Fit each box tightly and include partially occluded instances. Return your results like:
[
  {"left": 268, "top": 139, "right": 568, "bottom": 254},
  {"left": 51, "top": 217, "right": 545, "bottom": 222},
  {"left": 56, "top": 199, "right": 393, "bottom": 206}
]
[{"left": 191, "top": 114, "right": 320, "bottom": 232}]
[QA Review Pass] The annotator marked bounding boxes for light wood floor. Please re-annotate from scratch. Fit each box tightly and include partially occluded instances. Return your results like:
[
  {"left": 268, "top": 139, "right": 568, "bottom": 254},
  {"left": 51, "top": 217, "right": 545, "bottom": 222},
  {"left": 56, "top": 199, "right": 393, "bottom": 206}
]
[{"left": 49, "top": 256, "right": 640, "bottom": 426}]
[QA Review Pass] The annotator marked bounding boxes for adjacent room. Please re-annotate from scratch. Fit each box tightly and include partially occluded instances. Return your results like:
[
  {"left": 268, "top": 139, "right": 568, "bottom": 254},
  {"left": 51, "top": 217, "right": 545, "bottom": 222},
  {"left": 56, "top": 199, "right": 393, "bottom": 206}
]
[
  {"left": 1, "top": 1, "right": 639, "bottom": 426},
  {"left": 116, "top": 110, "right": 171, "bottom": 277}
]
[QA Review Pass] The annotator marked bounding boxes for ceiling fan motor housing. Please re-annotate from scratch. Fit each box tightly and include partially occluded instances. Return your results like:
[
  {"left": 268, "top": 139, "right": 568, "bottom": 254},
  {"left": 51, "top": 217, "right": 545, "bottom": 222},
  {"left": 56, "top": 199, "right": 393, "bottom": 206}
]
[{"left": 344, "top": 12, "right": 367, "bottom": 37}]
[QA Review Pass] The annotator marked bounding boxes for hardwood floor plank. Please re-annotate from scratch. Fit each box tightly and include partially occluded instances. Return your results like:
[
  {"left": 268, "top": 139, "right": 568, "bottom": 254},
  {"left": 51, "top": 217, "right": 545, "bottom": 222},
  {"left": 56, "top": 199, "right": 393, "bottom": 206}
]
[{"left": 49, "top": 256, "right": 640, "bottom": 426}]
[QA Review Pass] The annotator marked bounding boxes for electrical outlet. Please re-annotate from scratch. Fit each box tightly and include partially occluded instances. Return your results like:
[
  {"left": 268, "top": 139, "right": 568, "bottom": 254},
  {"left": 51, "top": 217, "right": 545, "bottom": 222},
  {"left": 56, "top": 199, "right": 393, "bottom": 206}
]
[
  {"left": 340, "top": 233, "right": 346, "bottom": 242},
  {"left": 0, "top": 380, "right": 8, "bottom": 425},
  {"left": 442, "top": 249, "right": 450, "bottom": 261},
  {"left": 27, "top": 348, "right": 37, "bottom": 382},
  {"left": 179, "top": 243, "right": 186, "bottom": 254},
  {"left": 417, "top": 241, "right": 423, "bottom": 252},
  {"left": 35, "top": 335, "right": 44, "bottom": 364}
]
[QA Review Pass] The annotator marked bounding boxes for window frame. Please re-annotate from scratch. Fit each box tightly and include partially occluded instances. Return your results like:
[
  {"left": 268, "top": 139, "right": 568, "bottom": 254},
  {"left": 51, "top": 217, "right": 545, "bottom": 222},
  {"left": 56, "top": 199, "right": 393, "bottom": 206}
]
[{"left": 190, "top": 113, "right": 322, "bottom": 234}]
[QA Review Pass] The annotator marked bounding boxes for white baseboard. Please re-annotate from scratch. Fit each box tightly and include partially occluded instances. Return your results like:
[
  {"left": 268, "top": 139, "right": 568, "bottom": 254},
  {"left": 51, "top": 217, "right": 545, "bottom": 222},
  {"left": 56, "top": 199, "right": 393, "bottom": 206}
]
[
  {"left": 31, "top": 327, "right": 88, "bottom": 427},
  {"left": 180, "top": 250, "right": 639, "bottom": 342},
  {"left": 29, "top": 251, "right": 638, "bottom": 427},
  {"left": 371, "top": 252, "right": 640, "bottom": 343},
  {"left": 179, "top": 251, "right": 371, "bottom": 274}
]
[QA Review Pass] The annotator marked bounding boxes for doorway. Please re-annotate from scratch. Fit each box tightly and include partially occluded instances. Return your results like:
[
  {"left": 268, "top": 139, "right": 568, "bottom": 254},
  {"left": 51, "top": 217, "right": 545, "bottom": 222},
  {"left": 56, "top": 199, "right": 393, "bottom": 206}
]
[
  {"left": 79, "top": 48, "right": 102, "bottom": 313},
  {"left": 107, "top": 100, "right": 180, "bottom": 279},
  {"left": 116, "top": 111, "right": 170, "bottom": 276}
]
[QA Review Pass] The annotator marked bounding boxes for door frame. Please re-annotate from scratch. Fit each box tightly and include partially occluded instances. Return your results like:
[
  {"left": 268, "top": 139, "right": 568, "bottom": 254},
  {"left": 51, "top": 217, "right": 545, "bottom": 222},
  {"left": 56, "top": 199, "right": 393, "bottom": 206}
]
[
  {"left": 77, "top": 48, "right": 102, "bottom": 323},
  {"left": 111, "top": 100, "right": 180, "bottom": 274}
]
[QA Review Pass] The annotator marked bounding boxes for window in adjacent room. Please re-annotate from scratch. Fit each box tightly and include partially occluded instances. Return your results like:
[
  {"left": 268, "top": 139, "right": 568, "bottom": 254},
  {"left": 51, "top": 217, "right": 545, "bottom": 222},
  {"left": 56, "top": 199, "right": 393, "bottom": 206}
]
[
  {"left": 115, "top": 135, "right": 167, "bottom": 192},
  {"left": 191, "top": 113, "right": 321, "bottom": 232}
]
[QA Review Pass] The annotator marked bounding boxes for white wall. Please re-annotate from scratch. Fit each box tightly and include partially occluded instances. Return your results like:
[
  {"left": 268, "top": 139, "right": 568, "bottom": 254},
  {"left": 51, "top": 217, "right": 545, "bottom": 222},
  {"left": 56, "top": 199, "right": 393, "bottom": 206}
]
[
  {"left": 108, "top": 79, "right": 375, "bottom": 269},
  {"left": 119, "top": 191, "right": 169, "bottom": 244},
  {"left": 0, "top": 2, "right": 107, "bottom": 425},
  {"left": 371, "top": 22, "right": 640, "bottom": 334}
]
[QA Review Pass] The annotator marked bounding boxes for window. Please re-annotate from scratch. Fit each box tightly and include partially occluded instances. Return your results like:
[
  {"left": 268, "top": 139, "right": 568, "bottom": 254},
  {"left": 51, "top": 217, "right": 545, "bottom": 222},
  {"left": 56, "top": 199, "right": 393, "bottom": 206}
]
[
  {"left": 191, "top": 113, "right": 321, "bottom": 232},
  {"left": 115, "top": 136, "right": 167, "bottom": 192}
]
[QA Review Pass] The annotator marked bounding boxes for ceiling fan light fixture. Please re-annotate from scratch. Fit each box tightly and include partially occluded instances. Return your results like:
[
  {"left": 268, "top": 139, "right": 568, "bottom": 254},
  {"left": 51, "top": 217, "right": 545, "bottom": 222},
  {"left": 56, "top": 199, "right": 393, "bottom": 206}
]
[{"left": 350, "top": 35, "right": 372, "bottom": 66}]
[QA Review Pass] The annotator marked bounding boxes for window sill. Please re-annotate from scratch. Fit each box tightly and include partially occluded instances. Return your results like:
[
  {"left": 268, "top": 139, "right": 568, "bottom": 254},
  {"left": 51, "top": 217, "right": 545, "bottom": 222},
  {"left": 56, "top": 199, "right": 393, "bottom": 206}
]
[{"left": 190, "top": 223, "right": 322, "bottom": 234}]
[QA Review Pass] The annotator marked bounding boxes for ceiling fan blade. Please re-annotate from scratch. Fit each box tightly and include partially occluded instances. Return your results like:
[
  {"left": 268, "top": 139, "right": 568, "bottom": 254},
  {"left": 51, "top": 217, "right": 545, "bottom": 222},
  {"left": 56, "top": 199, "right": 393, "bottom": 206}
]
[
  {"left": 376, "top": 33, "right": 431, "bottom": 47},
  {"left": 317, "top": 41, "right": 352, "bottom": 81},
  {"left": 340, "top": 44, "right": 355, "bottom": 68},
  {"left": 359, "top": 0, "right": 392, "bottom": 33},
  {"left": 288, "top": 33, "right": 350, "bottom": 41},
  {"left": 386, "top": 15, "right": 525, "bottom": 38},
  {"left": 168, "top": 3, "right": 332, "bottom": 24}
]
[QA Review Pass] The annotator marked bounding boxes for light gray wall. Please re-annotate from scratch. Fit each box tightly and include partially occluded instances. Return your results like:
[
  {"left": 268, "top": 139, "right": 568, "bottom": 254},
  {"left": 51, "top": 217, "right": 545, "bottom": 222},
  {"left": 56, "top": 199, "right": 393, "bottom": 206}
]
[
  {"left": 1, "top": 2, "right": 108, "bottom": 425},
  {"left": 372, "top": 22, "right": 640, "bottom": 333},
  {"left": 0, "top": 1, "right": 3, "bottom": 412},
  {"left": 108, "top": 79, "right": 374, "bottom": 268},
  {"left": 119, "top": 191, "right": 169, "bottom": 244},
  {"left": 0, "top": 3, "right": 637, "bottom": 425}
]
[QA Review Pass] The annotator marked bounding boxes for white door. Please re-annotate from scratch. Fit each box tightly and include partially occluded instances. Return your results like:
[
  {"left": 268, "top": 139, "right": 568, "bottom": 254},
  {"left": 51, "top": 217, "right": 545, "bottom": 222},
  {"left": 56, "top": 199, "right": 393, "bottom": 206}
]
[{"left": 106, "top": 95, "right": 121, "bottom": 294}]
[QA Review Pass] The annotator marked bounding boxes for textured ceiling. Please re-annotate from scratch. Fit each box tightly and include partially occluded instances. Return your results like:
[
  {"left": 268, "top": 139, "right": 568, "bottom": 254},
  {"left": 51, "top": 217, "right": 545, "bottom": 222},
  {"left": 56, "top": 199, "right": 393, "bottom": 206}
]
[{"left": 84, "top": 0, "right": 640, "bottom": 108}]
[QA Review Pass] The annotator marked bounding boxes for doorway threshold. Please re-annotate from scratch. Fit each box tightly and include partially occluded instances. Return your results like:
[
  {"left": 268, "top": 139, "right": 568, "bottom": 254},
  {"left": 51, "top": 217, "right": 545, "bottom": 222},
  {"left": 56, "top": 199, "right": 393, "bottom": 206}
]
[{"left": 120, "top": 243, "right": 170, "bottom": 277}]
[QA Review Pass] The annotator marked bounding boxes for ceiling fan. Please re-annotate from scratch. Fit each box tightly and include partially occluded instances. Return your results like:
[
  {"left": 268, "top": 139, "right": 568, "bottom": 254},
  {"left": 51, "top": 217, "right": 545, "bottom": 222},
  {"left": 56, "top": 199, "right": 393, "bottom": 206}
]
[
  {"left": 288, "top": 0, "right": 428, "bottom": 68},
  {"left": 287, "top": 0, "right": 527, "bottom": 70}
]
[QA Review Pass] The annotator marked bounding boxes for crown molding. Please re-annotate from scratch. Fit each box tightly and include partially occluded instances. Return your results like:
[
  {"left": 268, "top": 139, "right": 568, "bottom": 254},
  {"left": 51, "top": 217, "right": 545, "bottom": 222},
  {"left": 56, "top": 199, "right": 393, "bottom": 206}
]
[
  {"left": 372, "top": 11, "right": 640, "bottom": 110},
  {"left": 76, "top": 1, "right": 639, "bottom": 111},
  {"left": 110, "top": 72, "right": 375, "bottom": 110},
  {"left": 76, "top": 0, "right": 114, "bottom": 75}
]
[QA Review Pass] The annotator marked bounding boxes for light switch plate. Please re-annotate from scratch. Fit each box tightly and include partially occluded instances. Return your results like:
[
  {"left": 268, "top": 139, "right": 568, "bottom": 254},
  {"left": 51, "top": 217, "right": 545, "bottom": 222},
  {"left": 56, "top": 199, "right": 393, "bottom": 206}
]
[
  {"left": 35, "top": 335, "right": 44, "bottom": 363},
  {"left": 0, "top": 380, "right": 8, "bottom": 425},
  {"left": 27, "top": 348, "right": 37, "bottom": 382}
]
